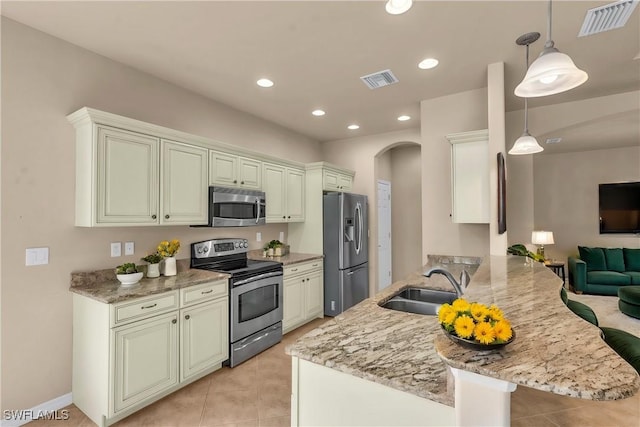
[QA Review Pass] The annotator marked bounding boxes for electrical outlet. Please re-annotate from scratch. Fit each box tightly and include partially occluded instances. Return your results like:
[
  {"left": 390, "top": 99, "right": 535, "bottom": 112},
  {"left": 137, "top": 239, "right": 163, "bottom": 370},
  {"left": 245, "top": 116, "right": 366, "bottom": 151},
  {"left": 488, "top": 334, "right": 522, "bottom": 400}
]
[
  {"left": 279, "top": 231, "right": 284, "bottom": 242},
  {"left": 256, "top": 232, "right": 262, "bottom": 242},
  {"left": 110, "top": 242, "right": 122, "bottom": 257},
  {"left": 124, "top": 242, "right": 135, "bottom": 256},
  {"left": 25, "top": 247, "right": 49, "bottom": 266}
]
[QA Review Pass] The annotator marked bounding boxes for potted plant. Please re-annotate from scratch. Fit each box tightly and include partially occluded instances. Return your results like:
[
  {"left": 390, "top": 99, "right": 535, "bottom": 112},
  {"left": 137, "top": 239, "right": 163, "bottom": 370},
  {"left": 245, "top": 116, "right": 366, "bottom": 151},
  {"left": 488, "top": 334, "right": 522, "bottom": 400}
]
[
  {"left": 115, "top": 262, "right": 143, "bottom": 286},
  {"left": 264, "top": 240, "right": 285, "bottom": 256},
  {"left": 141, "top": 253, "right": 163, "bottom": 278},
  {"left": 157, "top": 239, "right": 180, "bottom": 276}
]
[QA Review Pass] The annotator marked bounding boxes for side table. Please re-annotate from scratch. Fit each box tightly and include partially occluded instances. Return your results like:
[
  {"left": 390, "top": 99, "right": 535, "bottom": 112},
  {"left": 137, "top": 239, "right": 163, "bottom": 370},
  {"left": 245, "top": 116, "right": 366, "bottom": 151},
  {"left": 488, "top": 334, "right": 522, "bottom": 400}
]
[{"left": 544, "top": 261, "right": 565, "bottom": 286}]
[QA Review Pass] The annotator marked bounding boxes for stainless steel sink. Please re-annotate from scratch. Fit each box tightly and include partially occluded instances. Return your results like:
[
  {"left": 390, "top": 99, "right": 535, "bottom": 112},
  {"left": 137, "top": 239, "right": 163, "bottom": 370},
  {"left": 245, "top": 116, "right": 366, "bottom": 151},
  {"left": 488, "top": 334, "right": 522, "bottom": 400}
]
[{"left": 380, "top": 288, "right": 457, "bottom": 316}]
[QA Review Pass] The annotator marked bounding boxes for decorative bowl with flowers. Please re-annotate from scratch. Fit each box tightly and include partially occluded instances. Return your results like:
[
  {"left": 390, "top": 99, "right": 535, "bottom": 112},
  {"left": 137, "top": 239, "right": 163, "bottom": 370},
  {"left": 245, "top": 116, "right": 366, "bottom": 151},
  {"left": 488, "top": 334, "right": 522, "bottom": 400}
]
[{"left": 438, "top": 298, "right": 514, "bottom": 350}]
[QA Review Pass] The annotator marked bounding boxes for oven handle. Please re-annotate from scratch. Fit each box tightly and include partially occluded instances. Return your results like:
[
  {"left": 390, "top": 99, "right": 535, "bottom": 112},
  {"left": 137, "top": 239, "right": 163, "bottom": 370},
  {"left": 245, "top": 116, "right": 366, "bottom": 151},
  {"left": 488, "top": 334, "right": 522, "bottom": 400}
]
[
  {"left": 255, "top": 197, "right": 261, "bottom": 224},
  {"left": 233, "top": 327, "right": 278, "bottom": 351},
  {"left": 234, "top": 270, "right": 282, "bottom": 286}
]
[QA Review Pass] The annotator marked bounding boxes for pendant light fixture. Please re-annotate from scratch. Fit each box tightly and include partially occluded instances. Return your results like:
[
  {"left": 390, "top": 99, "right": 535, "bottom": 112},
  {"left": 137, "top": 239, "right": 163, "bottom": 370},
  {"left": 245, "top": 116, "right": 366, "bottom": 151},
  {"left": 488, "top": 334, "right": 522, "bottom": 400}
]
[
  {"left": 514, "top": 0, "right": 588, "bottom": 97},
  {"left": 510, "top": 32, "right": 544, "bottom": 155},
  {"left": 385, "top": 0, "right": 412, "bottom": 15}
]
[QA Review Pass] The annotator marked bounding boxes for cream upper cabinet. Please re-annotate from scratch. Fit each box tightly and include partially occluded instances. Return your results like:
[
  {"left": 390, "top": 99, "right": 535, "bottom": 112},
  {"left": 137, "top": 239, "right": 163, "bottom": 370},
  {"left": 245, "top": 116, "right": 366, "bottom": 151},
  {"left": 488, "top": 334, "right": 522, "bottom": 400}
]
[
  {"left": 162, "top": 140, "right": 208, "bottom": 225},
  {"left": 282, "top": 260, "right": 323, "bottom": 334},
  {"left": 95, "top": 126, "right": 160, "bottom": 225},
  {"left": 209, "top": 150, "right": 261, "bottom": 189},
  {"left": 446, "top": 130, "right": 490, "bottom": 224},
  {"left": 323, "top": 169, "right": 354, "bottom": 192},
  {"left": 263, "top": 163, "right": 305, "bottom": 223}
]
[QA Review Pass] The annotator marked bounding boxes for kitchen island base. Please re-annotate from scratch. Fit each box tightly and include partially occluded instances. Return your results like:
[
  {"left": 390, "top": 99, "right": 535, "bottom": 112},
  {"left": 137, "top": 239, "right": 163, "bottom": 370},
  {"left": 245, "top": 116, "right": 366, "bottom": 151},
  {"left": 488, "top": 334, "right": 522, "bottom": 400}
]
[{"left": 291, "top": 357, "right": 455, "bottom": 426}]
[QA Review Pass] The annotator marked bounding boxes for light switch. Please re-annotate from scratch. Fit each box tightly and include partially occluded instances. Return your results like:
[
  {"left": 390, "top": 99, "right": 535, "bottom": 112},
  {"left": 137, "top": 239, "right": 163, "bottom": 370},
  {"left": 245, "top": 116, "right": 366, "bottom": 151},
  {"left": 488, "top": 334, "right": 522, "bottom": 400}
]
[
  {"left": 124, "top": 242, "right": 135, "bottom": 256},
  {"left": 111, "top": 242, "right": 122, "bottom": 257},
  {"left": 26, "top": 247, "right": 49, "bottom": 266},
  {"left": 279, "top": 231, "right": 284, "bottom": 242},
  {"left": 256, "top": 232, "right": 262, "bottom": 242}
]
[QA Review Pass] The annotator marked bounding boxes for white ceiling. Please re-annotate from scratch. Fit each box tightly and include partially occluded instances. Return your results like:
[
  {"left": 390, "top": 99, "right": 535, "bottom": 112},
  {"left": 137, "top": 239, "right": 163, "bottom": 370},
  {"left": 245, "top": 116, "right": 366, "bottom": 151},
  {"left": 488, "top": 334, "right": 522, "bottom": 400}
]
[{"left": 2, "top": 1, "right": 639, "bottom": 147}]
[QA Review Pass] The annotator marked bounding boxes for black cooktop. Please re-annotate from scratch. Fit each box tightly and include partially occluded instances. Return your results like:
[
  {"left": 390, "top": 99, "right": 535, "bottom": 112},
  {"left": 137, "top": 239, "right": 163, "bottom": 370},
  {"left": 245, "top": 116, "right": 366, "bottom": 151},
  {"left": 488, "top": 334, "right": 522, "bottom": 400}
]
[{"left": 191, "top": 253, "right": 282, "bottom": 283}]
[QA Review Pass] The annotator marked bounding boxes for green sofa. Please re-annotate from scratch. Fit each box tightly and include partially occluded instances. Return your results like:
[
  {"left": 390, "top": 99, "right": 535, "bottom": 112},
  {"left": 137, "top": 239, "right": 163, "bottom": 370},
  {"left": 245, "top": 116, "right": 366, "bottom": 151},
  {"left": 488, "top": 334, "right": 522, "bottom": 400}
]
[{"left": 568, "top": 247, "right": 640, "bottom": 295}]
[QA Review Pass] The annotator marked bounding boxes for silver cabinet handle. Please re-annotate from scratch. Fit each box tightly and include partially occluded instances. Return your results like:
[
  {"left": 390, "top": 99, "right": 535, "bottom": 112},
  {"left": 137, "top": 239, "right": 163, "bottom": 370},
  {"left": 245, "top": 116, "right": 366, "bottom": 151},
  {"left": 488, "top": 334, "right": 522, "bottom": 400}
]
[
  {"left": 201, "top": 289, "right": 213, "bottom": 295},
  {"left": 141, "top": 303, "right": 157, "bottom": 309}
]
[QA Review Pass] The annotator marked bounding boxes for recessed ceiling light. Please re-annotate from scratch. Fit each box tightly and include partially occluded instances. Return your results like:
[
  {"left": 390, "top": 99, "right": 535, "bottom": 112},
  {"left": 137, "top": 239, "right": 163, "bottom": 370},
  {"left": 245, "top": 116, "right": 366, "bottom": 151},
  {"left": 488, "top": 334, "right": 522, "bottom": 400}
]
[
  {"left": 312, "top": 109, "right": 326, "bottom": 116},
  {"left": 418, "top": 58, "right": 439, "bottom": 70},
  {"left": 347, "top": 124, "right": 360, "bottom": 130},
  {"left": 385, "top": 0, "right": 413, "bottom": 15},
  {"left": 397, "top": 115, "right": 411, "bottom": 121},
  {"left": 256, "top": 78, "right": 274, "bottom": 88}
]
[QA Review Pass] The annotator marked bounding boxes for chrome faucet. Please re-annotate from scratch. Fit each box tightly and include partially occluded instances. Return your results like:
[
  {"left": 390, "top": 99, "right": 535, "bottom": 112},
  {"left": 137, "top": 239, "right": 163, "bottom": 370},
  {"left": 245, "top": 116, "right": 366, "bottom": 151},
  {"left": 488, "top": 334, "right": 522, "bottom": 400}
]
[{"left": 423, "top": 268, "right": 465, "bottom": 298}]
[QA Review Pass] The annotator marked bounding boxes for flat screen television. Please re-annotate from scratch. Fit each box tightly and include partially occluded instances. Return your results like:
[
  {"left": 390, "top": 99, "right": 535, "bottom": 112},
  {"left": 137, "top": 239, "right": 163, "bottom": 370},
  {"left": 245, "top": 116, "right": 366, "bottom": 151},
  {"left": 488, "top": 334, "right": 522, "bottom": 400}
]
[{"left": 599, "top": 182, "right": 640, "bottom": 234}]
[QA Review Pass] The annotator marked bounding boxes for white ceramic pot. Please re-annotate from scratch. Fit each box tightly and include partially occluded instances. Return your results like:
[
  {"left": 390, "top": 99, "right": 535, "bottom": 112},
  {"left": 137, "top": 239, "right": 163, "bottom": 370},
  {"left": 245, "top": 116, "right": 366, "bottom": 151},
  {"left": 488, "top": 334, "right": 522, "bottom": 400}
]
[
  {"left": 147, "top": 263, "right": 160, "bottom": 278},
  {"left": 116, "top": 272, "right": 143, "bottom": 286},
  {"left": 163, "top": 256, "right": 177, "bottom": 276}
]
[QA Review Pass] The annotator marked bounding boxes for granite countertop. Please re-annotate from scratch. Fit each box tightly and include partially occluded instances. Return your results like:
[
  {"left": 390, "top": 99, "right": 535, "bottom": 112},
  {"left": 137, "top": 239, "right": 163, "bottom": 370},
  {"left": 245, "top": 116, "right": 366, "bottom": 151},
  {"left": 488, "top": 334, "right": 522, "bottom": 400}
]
[
  {"left": 286, "top": 255, "right": 640, "bottom": 406},
  {"left": 435, "top": 255, "right": 640, "bottom": 401},
  {"left": 247, "top": 250, "right": 323, "bottom": 266},
  {"left": 69, "top": 259, "right": 229, "bottom": 304}
]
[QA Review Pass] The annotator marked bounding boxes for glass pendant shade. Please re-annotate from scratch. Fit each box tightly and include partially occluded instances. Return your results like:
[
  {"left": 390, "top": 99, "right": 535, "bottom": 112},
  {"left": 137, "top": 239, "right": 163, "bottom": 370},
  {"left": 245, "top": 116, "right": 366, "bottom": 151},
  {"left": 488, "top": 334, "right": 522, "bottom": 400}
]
[
  {"left": 385, "top": 0, "right": 412, "bottom": 15},
  {"left": 508, "top": 133, "right": 544, "bottom": 155},
  {"left": 515, "top": 47, "right": 588, "bottom": 97}
]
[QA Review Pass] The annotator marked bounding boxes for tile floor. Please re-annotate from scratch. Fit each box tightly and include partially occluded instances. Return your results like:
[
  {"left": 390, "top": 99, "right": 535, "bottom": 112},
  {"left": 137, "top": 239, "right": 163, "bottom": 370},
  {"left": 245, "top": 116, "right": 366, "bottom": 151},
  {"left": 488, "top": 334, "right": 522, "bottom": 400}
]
[{"left": 28, "top": 311, "right": 640, "bottom": 427}]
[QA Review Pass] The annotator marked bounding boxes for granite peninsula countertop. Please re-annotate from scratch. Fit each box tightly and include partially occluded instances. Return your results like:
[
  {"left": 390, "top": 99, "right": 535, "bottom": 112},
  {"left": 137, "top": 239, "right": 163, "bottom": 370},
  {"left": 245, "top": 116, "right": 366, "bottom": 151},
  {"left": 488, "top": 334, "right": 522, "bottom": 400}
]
[
  {"left": 248, "top": 250, "right": 323, "bottom": 266},
  {"left": 286, "top": 255, "right": 640, "bottom": 406},
  {"left": 69, "top": 259, "right": 229, "bottom": 304}
]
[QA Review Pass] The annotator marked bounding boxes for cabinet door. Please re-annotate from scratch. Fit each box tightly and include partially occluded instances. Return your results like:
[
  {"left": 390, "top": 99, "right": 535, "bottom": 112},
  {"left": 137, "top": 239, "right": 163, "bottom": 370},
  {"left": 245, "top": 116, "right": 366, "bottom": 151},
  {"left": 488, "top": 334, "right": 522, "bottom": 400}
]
[
  {"left": 304, "top": 271, "right": 323, "bottom": 320},
  {"left": 162, "top": 140, "right": 208, "bottom": 225},
  {"left": 97, "top": 126, "right": 159, "bottom": 224},
  {"left": 338, "top": 174, "right": 353, "bottom": 192},
  {"left": 283, "top": 277, "right": 305, "bottom": 333},
  {"left": 263, "top": 163, "right": 287, "bottom": 223},
  {"left": 113, "top": 312, "right": 178, "bottom": 413},
  {"left": 286, "top": 168, "right": 305, "bottom": 222},
  {"left": 322, "top": 170, "right": 339, "bottom": 191},
  {"left": 181, "top": 299, "right": 228, "bottom": 382},
  {"left": 238, "top": 157, "right": 262, "bottom": 189},
  {"left": 209, "top": 151, "right": 238, "bottom": 186}
]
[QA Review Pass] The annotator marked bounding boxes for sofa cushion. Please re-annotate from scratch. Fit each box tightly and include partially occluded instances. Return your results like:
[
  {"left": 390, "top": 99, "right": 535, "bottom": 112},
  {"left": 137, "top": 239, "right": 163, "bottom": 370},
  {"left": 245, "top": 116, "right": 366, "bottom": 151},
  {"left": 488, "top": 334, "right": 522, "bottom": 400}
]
[
  {"left": 560, "top": 288, "right": 568, "bottom": 305},
  {"left": 624, "top": 248, "right": 640, "bottom": 272},
  {"left": 603, "top": 248, "right": 625, "bottom": 272},
  {"left": 587, "top": 271, "right": 632, "bottom": 286},
  {"left": 578, "top": 246, "right": 607, "bottom": 272},
  {"left": 600, "top": 327, "right": 640, "bottom": 374},
  {"left": 618, "top": 286, "right": 640, "bottom": 304},
  {"left": 566, "top": 300, "right": 599, "bottom": 326},
  {"left": 624, "top": 272, "right": 640, "bottom": 285}
]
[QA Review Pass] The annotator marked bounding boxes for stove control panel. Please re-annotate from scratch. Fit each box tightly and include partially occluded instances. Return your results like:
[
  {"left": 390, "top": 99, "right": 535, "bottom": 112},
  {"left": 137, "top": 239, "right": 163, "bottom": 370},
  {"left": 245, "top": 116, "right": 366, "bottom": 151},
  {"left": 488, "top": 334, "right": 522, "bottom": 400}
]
[{"left": 192, "top": 238, "right": 249, "bottom": 259}]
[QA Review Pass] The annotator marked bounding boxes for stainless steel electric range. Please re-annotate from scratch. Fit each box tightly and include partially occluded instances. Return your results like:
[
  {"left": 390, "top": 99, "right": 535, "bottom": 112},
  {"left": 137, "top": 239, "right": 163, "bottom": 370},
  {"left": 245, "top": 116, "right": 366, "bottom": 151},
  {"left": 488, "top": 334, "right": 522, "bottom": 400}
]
[{"left": 190, "top": 238, "right": 283, "bottom": 367}]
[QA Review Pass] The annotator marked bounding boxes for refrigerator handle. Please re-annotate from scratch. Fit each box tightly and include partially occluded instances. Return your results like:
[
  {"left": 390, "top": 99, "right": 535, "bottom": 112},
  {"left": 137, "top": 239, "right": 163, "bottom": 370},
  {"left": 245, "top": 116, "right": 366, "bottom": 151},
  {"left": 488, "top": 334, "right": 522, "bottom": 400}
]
[
  {"left": 346, "top": 264, "right": 368, "bottom": 275},
  {"left": 355, "top": 202, "right": 362, "bottom": 255}
]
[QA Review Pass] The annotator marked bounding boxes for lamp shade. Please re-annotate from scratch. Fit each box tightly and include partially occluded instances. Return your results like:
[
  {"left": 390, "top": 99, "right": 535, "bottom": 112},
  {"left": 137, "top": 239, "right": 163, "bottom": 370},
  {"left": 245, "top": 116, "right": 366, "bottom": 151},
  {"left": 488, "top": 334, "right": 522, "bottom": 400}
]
[
  {"left": 531, "top": 231, "right": 554, "bottom": 245},
  {"left": 514, "top": 48, "right": 588, "bottom": 97},
  {"left": 509, "top": 134, "right": 544, "bottom": 155},
  {"left": 385, "top": 0, "right": 412, "bottom": 14}
]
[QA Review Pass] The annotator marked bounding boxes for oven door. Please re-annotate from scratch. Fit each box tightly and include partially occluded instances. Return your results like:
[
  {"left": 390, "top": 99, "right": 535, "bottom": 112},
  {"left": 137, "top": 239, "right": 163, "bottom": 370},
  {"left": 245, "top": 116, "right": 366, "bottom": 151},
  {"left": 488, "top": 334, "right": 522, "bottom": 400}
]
[
  {"left": 210, "top": 187, "right": 266, "bottom": 227},
  {"left": 230, "top": 272, "right": 283, "bottom": 342}
]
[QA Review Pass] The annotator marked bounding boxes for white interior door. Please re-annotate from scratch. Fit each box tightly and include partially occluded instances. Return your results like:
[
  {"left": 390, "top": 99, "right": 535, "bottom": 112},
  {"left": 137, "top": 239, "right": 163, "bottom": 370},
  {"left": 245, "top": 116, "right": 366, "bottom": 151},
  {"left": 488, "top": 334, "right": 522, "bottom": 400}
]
[{"left": 377, "top": 180, "right": 392, "bottom": 291}]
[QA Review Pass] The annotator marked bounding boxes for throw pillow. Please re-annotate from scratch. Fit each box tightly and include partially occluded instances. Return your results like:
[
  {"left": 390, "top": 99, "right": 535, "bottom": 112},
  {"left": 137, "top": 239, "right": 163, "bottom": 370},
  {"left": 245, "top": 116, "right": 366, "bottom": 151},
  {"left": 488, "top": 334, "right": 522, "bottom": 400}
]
[
  {"left": 604, "top": 248, "right": 625, "bottom": 272},
  {"left": 624, "top": 248, "right": 640, "bottom": 272},
  {"left": 578, "top": 246, "right": 607, "bottom": 272}
]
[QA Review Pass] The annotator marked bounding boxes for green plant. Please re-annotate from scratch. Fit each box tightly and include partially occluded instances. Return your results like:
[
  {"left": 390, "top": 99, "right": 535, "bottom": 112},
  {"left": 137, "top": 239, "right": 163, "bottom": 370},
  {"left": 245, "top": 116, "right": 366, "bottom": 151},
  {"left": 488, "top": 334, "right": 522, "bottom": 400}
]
[
  {"left": 115, "top": 262, "right": 139, "bottom": 274},
  {"left": 141, "top": 253, "right": 163, "bottom": 264},
  {"left": 507, "top": 244, "right": 544, "bottom": 262},
  {"left": 264, "top": 240, "right": 283, "bottom": 250}
]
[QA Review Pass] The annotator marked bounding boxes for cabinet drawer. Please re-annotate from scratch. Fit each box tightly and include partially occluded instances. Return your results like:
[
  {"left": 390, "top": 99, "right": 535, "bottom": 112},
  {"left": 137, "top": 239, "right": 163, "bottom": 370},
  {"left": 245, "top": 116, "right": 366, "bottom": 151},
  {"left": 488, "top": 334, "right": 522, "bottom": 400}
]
[
  {"left": 284, "top": 260, "right": 323, "bottom": 277},
  {"left": 111, "top": 291, "right": 179, "bottom": 327},
  {"left": 180, "top": 280, "right": 227, "bottom": 307}
]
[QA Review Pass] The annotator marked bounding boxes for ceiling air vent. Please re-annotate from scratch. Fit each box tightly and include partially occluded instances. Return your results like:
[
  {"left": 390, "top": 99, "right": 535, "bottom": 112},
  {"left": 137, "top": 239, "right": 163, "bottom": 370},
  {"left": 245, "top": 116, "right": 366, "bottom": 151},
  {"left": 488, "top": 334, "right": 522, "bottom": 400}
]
[
  {"left": 545, "top": 137, "right": 563, "bottom": 144},
  {"left": 360, "top": 69, "right": 399, "bottom": 89},
  {"left": 578, "top": 0, "right": 639, "bottom": 37}
]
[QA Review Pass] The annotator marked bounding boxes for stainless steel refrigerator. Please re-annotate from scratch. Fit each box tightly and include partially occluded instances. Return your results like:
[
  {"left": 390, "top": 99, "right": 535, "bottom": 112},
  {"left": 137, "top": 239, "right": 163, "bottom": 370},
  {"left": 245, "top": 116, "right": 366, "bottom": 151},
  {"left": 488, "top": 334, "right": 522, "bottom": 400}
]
[{"left": 323, "top": 192, "right": 369, "bottom": 316}]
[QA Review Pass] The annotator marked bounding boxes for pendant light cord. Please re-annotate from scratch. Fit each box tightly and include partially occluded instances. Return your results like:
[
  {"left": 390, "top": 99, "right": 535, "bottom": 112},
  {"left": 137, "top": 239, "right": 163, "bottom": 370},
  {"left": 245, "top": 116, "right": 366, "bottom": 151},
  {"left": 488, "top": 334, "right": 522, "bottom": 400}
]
[
  {"left": 523, "top": 44, "right": 530, "bottom": 134},
  {"left": 546, "top": 0, "right": 554, "bottom": 49}
]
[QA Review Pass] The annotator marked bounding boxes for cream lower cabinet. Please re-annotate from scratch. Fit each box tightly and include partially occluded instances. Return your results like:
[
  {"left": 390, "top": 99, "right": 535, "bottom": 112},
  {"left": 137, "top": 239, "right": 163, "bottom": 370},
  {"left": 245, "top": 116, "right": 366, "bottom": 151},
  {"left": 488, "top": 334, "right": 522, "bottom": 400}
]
[
  {"left": 73, "top": 280, "right": 228, "bottom": 427},
  {"left": 283, "top": 261, "right": 323, "bottom": 334},
  {"left": 263, "top": 163, "right": 305, "bottom": 223}
]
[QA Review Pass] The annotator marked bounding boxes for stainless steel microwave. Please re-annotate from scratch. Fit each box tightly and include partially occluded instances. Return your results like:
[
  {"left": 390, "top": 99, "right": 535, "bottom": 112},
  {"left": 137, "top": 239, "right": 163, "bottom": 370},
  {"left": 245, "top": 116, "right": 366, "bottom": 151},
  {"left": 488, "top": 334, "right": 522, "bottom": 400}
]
[{"left": 207, "top": 186, "right": 266, "bottom": 227}]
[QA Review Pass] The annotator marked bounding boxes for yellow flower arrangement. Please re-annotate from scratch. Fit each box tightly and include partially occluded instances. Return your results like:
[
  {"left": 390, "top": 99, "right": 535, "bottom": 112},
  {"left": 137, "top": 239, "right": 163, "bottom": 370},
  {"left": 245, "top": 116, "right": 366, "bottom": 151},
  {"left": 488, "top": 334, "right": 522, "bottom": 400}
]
[
  {"left": 438, "top": 298, "right": 513, "bottom": 345},
  {"left": 157, "top": 239, "right": 180, "bottom": 257}
]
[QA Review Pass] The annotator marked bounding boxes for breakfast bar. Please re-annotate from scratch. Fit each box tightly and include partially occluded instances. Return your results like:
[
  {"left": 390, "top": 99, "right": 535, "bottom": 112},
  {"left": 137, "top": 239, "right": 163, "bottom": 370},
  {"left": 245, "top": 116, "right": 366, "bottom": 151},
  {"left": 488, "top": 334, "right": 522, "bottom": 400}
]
[{"left": 286, "top": 255, "right": 640, "bottom": 426}]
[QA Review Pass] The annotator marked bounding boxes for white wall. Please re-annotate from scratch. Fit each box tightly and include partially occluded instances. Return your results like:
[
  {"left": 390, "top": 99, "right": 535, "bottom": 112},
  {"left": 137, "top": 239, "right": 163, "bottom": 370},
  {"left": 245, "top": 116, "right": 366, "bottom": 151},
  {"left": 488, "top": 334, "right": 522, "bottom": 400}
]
[{"left": 0, "top": 18, "right": 321, "bottom": 412}]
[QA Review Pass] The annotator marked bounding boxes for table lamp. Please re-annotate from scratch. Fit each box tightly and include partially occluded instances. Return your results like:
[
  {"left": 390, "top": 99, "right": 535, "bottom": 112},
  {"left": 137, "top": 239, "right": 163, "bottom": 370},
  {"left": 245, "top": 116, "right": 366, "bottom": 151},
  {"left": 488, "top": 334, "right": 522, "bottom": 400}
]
[{"left": 531, "top": 231, "right": 554, "bottom": 260}]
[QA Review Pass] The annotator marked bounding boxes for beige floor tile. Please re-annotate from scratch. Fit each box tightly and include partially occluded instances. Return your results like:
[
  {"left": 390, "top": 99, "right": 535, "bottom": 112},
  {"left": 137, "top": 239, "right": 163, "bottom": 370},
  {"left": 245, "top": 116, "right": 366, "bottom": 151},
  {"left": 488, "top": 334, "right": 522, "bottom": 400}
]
[
  {"left": 201, "top": 388, "right": 259, "bottom": 426},
  {"left": 546, "top": 403, "right": 640, "bottom": 427},
  {"left": 511, "top": 385, "right": 586, "bottom": 418},
  {"left": 208, "top": 358, "right": 258, "bottom": 393},
  {"left": 257, "top": 380, "right": 291, "bottom": 420},
  {"left": 258, "top": 416, "right": 290, "bottom": 427},
  {"left": 511, "top": 414, "right": 561, "bottom": 427}
]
